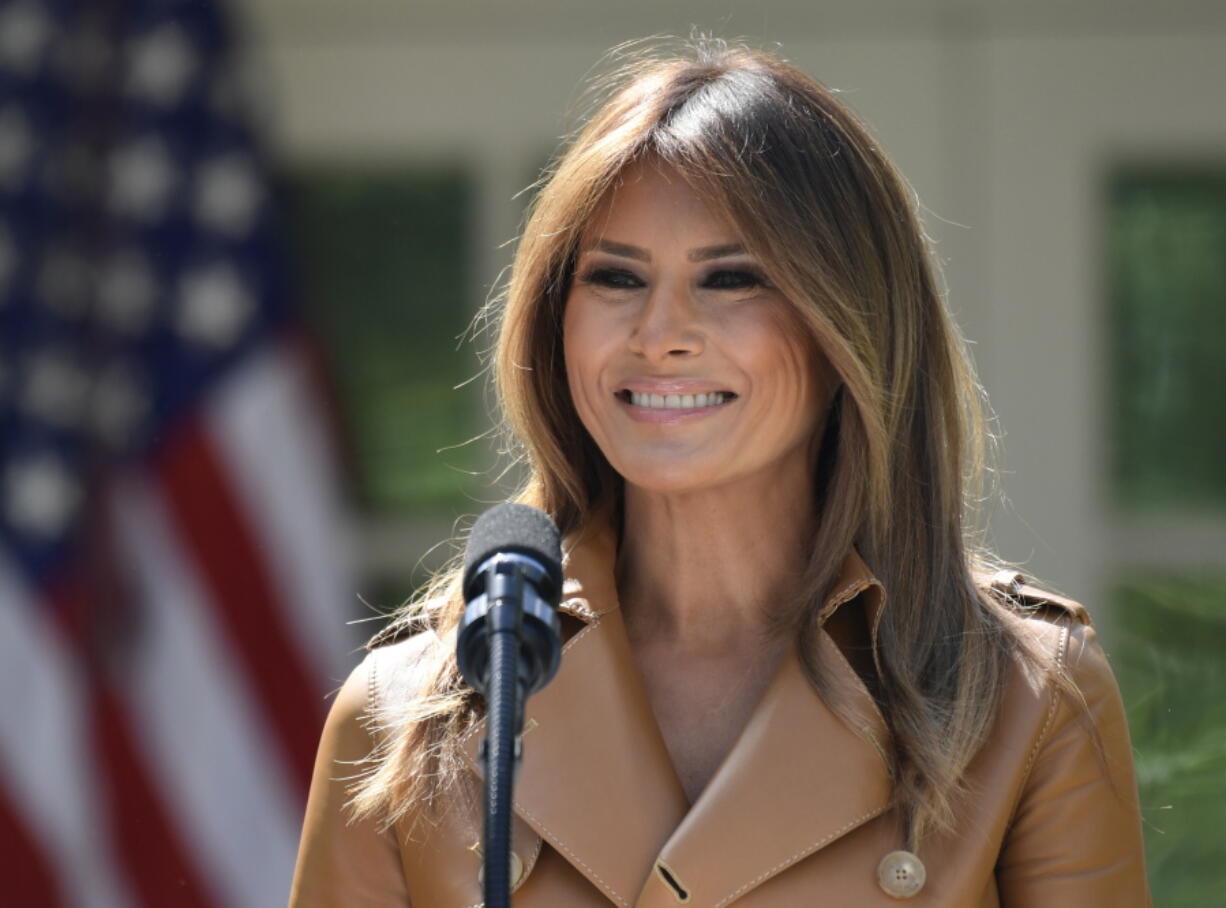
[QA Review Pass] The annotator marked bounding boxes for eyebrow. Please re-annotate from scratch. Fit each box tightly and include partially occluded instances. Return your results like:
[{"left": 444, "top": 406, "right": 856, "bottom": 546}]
[{"left": 586, "top": 239, "right": 748, "bottom": 262}]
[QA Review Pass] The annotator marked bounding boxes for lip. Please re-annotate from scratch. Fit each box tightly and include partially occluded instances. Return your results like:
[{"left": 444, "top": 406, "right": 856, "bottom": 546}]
[{"left": 616, "top": 378, "right": 736, "bottom": 395}]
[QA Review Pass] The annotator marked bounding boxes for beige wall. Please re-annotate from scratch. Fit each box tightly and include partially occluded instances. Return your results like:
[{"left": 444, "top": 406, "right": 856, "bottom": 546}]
[{"left": 244, "top": 1, "right": 1226, "bottom": 622}]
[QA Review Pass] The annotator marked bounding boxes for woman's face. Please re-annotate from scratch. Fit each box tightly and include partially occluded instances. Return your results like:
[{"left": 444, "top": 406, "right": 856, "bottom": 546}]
[{"left": 563, "top": 161, "right": 836, "bottom": 496}]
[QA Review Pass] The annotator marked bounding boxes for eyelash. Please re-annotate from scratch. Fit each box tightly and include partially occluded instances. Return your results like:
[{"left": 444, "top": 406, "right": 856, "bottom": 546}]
[{"left": 578, "top": 267, "right": 769, "bottom": 291}]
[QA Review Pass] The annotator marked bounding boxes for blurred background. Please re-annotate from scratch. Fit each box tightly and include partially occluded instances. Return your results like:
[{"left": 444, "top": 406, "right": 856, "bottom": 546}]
[{"left": 1, "top": 0, "right": 1222, "bottom": 905}]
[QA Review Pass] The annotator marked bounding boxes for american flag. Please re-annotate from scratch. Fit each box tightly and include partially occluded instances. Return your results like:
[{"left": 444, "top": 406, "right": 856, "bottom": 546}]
[{"left": 0, "top": 1, "right": 353, "bottom": 905}]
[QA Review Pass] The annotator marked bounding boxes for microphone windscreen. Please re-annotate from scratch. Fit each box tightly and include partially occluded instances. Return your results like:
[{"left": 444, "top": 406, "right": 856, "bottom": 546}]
[{"left": 463, "top": 503, "right": 563, "bottom": 594}]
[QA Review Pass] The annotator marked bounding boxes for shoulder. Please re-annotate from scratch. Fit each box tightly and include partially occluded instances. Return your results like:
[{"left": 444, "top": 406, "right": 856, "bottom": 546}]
[
  {"left": 980, "top": 573, "right": 1136, "bottom": 796},
  {"left": 982, "top": 568, "right": 1091, "bottom": 627},
  {"left": 981, "top": 569, "right": 1097, "bottom": 675},
  {"left": 975, "top": 570, "right": 1129, "bottom": 757},
  {"left": 323, "top": 629, "right": 443, "bottom": 746},
  {"left": 983, "top": 579, "right": 1150, "bottom": 899},
  {"left": 363, "top": 628, "right": 445, "bottom": 720},
  {"left": 294, "top": 653, "right": 422, "bottom": 903}
]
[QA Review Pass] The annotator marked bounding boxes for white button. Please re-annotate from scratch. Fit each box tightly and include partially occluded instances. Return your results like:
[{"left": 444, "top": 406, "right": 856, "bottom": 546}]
[
  {"left": 877, "top": 850, "right": 926, "bottom": 898},
  {"left": 476, "top": 849, "right": 524, "bottom": 889}
]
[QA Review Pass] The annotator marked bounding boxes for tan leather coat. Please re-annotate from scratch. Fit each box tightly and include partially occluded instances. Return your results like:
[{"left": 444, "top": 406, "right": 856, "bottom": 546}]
[{"left": 290, "top": 526, "right": 1150, "bottom": 906}]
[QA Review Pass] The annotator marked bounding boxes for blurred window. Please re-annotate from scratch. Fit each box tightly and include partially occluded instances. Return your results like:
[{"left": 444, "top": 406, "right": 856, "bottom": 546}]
[
  {"left": 1108, "top": 171, "right": 1226, "bottom": 513},
  {"left": 285, "top": 166, "right": 481, "bottom": 517}
]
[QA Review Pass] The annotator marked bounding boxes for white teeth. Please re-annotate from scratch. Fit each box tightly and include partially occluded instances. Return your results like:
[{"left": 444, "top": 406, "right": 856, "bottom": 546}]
[{"left": 628, "top": 391, "right": 730, "bottom": 409}]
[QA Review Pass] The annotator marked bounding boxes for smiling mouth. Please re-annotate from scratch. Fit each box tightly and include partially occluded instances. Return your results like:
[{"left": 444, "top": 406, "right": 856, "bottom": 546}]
[{"left": 617, "top": 390, "right": 737, "bottom": 409}]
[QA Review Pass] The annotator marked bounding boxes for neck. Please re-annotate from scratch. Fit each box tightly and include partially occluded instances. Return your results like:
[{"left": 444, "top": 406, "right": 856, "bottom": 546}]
[{"left": 616, "top": 458, "right": 817, "bottom": 658}]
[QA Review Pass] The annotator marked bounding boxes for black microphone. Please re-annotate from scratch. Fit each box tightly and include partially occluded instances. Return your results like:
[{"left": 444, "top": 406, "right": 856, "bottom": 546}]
[
  {"left": 457, "top": 502, "right": 563, "bottom": 698},
  {"left": 456, "top": 503, "right": 563, "bottom": 908}
]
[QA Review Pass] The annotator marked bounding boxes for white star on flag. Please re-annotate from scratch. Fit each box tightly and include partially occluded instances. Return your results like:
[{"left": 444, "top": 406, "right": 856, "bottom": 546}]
[
  {"left": 125, "top": 23, "right": 197, "bottom": 108},
  {"left": 4, "top": 452, "right": 82, "bottom": 540},
  {"left": 108, "top": 135, "right": 178, "bottom": 222},
  {"left": 0, "top": 1, "right": 52, "bottom": 76},
  {"left": 176, "top": 261, "right": 255, "bottom": 348},
  {"left": 98, "top": 248, "right": 159, "bottom": 335},
  {"left": 194, "top": 153, "right": 264, "bottom": 238},
  {"left": 20, "top": 351, "right": 89, "bottom": 429}
]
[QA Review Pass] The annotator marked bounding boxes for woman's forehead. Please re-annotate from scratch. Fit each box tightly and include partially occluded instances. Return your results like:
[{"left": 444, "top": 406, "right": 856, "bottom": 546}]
[{"left": 578, "top": 160, "right": 740, "bottom": 246}]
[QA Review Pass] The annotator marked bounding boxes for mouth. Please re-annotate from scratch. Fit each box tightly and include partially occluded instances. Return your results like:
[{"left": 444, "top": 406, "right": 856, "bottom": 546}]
[{"left": 616, "top": 389, "right": 738, "bottom": 410}]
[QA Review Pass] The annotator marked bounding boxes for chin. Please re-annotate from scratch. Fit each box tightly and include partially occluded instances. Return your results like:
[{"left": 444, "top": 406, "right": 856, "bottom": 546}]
[{"left": 615, "top": 458, "right": 728, "bottom": 496}]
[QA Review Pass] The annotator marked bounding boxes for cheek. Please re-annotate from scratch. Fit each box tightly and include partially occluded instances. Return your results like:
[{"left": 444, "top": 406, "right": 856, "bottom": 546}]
[
  {"left": 562, "top": 298, "right": 610, "bottom": 422},
  {"left": 783, "top": 337, "right": 822, "bottom": 413},
  {"left": 735, "top": 312, "right": 823, "bottom": 422},
  {"left": 768, "top": 351, "right": 819, "bottom": 440}
]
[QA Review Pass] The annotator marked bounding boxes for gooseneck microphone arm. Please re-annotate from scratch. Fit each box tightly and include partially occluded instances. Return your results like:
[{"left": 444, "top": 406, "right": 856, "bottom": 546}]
[{"left": 457, "top": 504, "right": 563, "bottom": 908}]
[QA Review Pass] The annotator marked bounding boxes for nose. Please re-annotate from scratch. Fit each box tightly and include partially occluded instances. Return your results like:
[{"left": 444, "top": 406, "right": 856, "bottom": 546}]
[{"left": 626, "top": 280, "right": 704, "bottom": 361}]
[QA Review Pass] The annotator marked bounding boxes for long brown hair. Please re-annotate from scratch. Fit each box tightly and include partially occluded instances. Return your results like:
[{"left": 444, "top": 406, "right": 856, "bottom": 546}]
[{"left": 353, "top": 36, "right": 1068, "bottom": 850}]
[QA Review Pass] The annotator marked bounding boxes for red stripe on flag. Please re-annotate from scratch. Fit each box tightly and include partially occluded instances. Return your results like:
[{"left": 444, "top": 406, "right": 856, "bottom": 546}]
[
  {"left": 45, "top": 577, "right": 217, "bottom": 908},
  {"left": 157, "top": 419, "right": 322, "bottom": 795},
  {"left": 0, "top": 783, "right": 65, "bottom": 908},
  {"left": 92, "top": 684, "right": 217, "bottom": 908}
]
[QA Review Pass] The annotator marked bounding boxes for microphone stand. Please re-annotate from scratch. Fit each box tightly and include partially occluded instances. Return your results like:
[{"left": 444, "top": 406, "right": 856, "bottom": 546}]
[
  {"left": 458, "top": 553, "right": 560, "bottom": 908},
  {"left": 482, "top": 562, "right": 526, "bottom": 908}
]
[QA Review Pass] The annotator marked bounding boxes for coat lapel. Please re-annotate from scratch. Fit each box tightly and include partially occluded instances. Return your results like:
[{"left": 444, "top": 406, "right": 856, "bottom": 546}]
[
  {"left": 460, "top": 521, "right": 691, "bottom": 907},
  {"left": 462, "top": 526, "right": 894, "bottom": 907},
  {"left": 637, "top": 615, "right": 892, "bottom": 906}
]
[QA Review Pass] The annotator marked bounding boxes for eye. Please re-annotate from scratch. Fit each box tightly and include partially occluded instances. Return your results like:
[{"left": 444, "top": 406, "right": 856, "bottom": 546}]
[
  {"left": 702, "top": 269, "right": 768, "bottom": 291},
  {"left": 578, "top": 267, "right": 643, "bottom": 290}
]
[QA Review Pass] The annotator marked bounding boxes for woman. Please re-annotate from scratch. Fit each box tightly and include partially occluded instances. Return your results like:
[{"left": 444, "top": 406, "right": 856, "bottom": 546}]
[{"left": 291, "top": 39, "right": 1150, "bottom": 906}]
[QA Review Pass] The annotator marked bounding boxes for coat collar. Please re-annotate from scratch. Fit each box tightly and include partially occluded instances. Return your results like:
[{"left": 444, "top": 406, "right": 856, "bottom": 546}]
[{"left": 460, "top": 519, "right": 892, "bottom": 906}]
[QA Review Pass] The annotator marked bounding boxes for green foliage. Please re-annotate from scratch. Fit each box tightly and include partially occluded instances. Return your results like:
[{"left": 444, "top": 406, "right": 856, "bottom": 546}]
[
  {"left": 1112, "top": 575, "right": 1226, "bottom": 906},
  {"left": 1108, "top": 173, "right": 1226, "bottom": 513}
]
